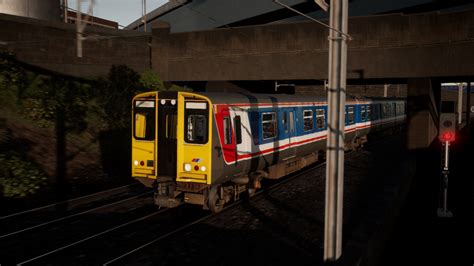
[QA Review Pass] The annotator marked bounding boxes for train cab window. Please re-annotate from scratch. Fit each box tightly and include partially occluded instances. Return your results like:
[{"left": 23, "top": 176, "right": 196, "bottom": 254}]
[
  {"left": 262, "top": 112, "right": 277, "bottom": 140},
  {"left": 316, "top": 109, "right": 325, "bottom": 130},
  {"left": 234, "top": 116, "right": 242, "bottom": 144},
  {"left": 303, "top": 110, "right": 313, "bottom": 132},
  {"left": 347, "top": 107, "right": 355, "bottom": 124},
  {"left": 361, "top": 106, "right": 366, "bottom": 122},
  {"left": 134, "top": 100, "right": 155, "bottom": 141},
  {"left": 186, "top": 115, "right": 207, "bottom": 143},
  {"left": 223, "top": 117, "right": 232, "bottom": 144},
  {"left": 185, "top": 101, "right": 208, "bottom": 144}
]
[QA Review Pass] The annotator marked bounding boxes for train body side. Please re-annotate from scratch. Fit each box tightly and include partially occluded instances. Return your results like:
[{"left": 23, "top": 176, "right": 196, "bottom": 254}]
[
  {"left": 131, "top": 91, "right": 406, "bottom": 211},
  {"left": 208, "top": 94, "right": 406, "bottom": 186}
]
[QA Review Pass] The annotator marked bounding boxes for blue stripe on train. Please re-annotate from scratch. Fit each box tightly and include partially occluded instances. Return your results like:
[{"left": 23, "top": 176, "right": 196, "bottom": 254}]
[{"left": 248, "top": 102, "right": 401, "bottom": 145}]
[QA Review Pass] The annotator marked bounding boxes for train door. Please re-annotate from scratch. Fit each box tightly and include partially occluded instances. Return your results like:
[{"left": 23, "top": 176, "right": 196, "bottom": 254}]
[
  {"left": 285, "top": 109, "right": 297, "bottom": 159},
  {"left": 132, "top": 95, "right": 157, "bottom": 180},
  {"left": 157, "top": 92, "right": 178, "bottom": 178}
]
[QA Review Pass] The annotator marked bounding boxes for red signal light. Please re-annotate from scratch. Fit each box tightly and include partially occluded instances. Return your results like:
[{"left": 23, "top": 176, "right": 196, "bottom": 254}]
[
  {"left": 441, "top": 132, "right": 454, "bottom": 142},
  {"left": 194, "top": 165, "right": 199, "bottom": 171}
]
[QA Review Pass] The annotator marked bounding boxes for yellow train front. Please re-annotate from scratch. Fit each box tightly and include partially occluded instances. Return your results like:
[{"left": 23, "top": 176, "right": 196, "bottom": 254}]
[
  {"left": 132, "top": 91, "right": 215, "bottom": 210},
  {"left": 132, "top": 91, "right": 406, "bottom": 213}
]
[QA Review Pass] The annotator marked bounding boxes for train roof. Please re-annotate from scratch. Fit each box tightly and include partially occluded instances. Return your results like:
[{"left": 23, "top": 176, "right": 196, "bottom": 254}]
[
  {"left": 195, "top": 92, "right": 405, "bottom": 105},
  {"left": 198, "top": 92, "right": 326, "bottom": 104}
]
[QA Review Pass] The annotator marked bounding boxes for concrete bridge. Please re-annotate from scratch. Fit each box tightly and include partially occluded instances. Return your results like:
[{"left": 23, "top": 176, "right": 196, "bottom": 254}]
[
  {"left": 151, "top": 10, "right": 474, "bottom": 82},
  {"left": 149, "top": 9, "right": 473, "bottom": 150},
  {"left": 1, "top": 10, "right": 473, "bottom": 149}
]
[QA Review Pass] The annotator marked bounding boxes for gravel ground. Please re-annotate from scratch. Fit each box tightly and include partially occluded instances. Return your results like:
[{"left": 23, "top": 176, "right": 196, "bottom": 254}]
[{"left": 116, "top": 134, "right": 415, "bottom": 266}]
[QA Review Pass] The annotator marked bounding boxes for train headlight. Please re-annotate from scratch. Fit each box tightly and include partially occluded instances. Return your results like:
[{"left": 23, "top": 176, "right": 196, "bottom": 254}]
[
  {"left": 171, "top": 99, "right": 176, "bottom": 105},
  {"left": 200, "top": 166, "right": 206, "bottom": 172},
  {"left": 184, "top": 163, "right": 192, "bottom": 172},
  {"left": 160, "top": 99, "right": 166, "bottom": 105},
  {"left": 134, "top": 160, "right": 139, "bottom": 166}
]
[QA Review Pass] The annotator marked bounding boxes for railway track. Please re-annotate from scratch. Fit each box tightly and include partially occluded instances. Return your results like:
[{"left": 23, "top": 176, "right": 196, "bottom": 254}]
[
  {"left": 0, "top": 182, "right": 150, "bottom": 237},
  {"left": 1, "top": 136, "right": 395, "bottom": 265},
  {"left": 2, "top": 158, "right": 329, "bottom": 265},
  {"left": 103, "top": 158, "right": 332, "bottom": 265},
  {"left": 1, "top": 182, "right": 143, "bottom": 220},
  {"left": 0, "top": 193, "right": 157, "bottom": 265},
  {"left": 103, "top": 137, "right": 392, "bottom": 265}
]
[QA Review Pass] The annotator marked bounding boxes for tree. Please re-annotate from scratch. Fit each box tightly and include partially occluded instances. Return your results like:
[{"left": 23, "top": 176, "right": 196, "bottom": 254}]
[{"left": 97, "top": 65, "right": 141, "bottom": 130}]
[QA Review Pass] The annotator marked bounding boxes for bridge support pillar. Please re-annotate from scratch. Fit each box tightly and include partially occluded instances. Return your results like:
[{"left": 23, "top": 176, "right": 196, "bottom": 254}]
[{"left": 406, "top": 78, "right": 439, "bottom": 150}]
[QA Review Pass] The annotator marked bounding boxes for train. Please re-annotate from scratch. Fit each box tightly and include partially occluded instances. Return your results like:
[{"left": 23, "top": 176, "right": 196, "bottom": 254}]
[{"left": 131, "top": 91, "right": 406, "bottom": 212}]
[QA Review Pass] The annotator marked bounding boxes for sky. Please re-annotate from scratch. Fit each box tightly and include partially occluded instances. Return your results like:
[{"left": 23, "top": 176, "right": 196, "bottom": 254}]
[{"left": 68, "top": 0, "right": 167, "bottom": 28}]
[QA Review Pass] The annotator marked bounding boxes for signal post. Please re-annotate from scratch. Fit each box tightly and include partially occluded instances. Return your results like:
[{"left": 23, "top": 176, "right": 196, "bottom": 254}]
[{"left": 437, "top": 103, "right": 456, "bottom": 218}]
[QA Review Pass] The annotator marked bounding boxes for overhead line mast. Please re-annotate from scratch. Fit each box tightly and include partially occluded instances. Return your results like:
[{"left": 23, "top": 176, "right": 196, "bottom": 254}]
[
  {"left": 272, "top": 0, "right": 350, "bottom": 261},
  {"left": 76, "top": 0, "right": 95, "bottom": 58}
]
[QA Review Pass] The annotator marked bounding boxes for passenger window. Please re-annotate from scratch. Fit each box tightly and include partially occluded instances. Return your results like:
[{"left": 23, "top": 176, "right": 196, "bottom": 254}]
[
  {"left": 376, "top": 104, "right": 381, "bottom": 119},
  {"left": 316, "top": 109, "right": 325, "bottom": 130},
  {"left": 289, "top": 112, "right": 294, "bottom": 133},
  {"left": 382, "top": 104, "right": 387, "bottom": 118},
  {"left": 367, "top": 105, "right": 372, "bottom": 121},
  {"left": 223, "top": 117, "right": 232, "bottom": 144},
  {"left": 186, "top": 115, "right": 207, "bottom": 144},
  {"left": 282, "top": 112, "right": 288, "bottom": 133},
  {"left": 262, "top": 112, "right": 277, "bottom": 140},
  {"left": 303, "top": 110, "right": 313, "bottom": 132},
  {"left": 361, "top": 106, "right": 366, "bottom": 122},
  {"left": 348, "top": 107, "right": 355, "bottom": 124},
  {"left": 234, "top": 116, "right": 242, "bottom": 144}
]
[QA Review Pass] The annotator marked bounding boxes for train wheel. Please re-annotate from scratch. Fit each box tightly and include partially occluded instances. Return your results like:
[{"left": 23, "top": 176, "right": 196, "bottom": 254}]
[{"left": 208, "top": 185, "right": 224, "bottom": 213}]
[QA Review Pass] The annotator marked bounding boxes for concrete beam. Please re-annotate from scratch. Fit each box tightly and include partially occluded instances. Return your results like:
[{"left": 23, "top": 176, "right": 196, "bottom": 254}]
[
  {"left": 0, "top": 13, "right": 151, "bottom": 78},
  {"left": 151, "top": 10, "right": 474, "bottom": 82}
]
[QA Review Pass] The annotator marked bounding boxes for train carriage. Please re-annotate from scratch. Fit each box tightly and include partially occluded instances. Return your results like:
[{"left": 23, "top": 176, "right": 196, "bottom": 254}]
[{"left": 131, "top": 91, "right": 405, "bottom": 212}]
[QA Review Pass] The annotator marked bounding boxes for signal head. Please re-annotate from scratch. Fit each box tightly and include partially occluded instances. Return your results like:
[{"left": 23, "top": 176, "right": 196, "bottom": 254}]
[
  {"left": 439, "top": 111, "right": 456, "bottom": 143},
  {"left": 441, "top": 132, "right": 455, "bottom": 142}
]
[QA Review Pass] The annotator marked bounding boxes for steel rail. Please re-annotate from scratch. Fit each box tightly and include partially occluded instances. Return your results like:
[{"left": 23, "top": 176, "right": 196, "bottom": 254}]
[
  {"left": 0, "top": 191, "right": 152, "bottom": 239},
  {"left": 17, "top": 207, "right": 172, "bottom": 266},
  {"left": 102, "top": 159, "right": 341, "bottom": 265},
  {"left": 19, "top": 137, "right": 384, "bottom": 265},
  {"left": 0, "top": 182, "right": 140, "bottom": 220}
]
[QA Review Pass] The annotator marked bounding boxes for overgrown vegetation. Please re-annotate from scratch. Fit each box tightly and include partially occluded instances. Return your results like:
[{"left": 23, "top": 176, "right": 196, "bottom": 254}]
[
  {"left": 0, "top": 153, "right": 48, "bottom": 198},
  {"left": 140, "top": 69, "right": 192, "bottom": 92},
  {"left": 0, "top": 52, "right": 92, "bottom": 198},
  {"left": 0, "top": 51, "right": 192, "bottom": 200}
]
